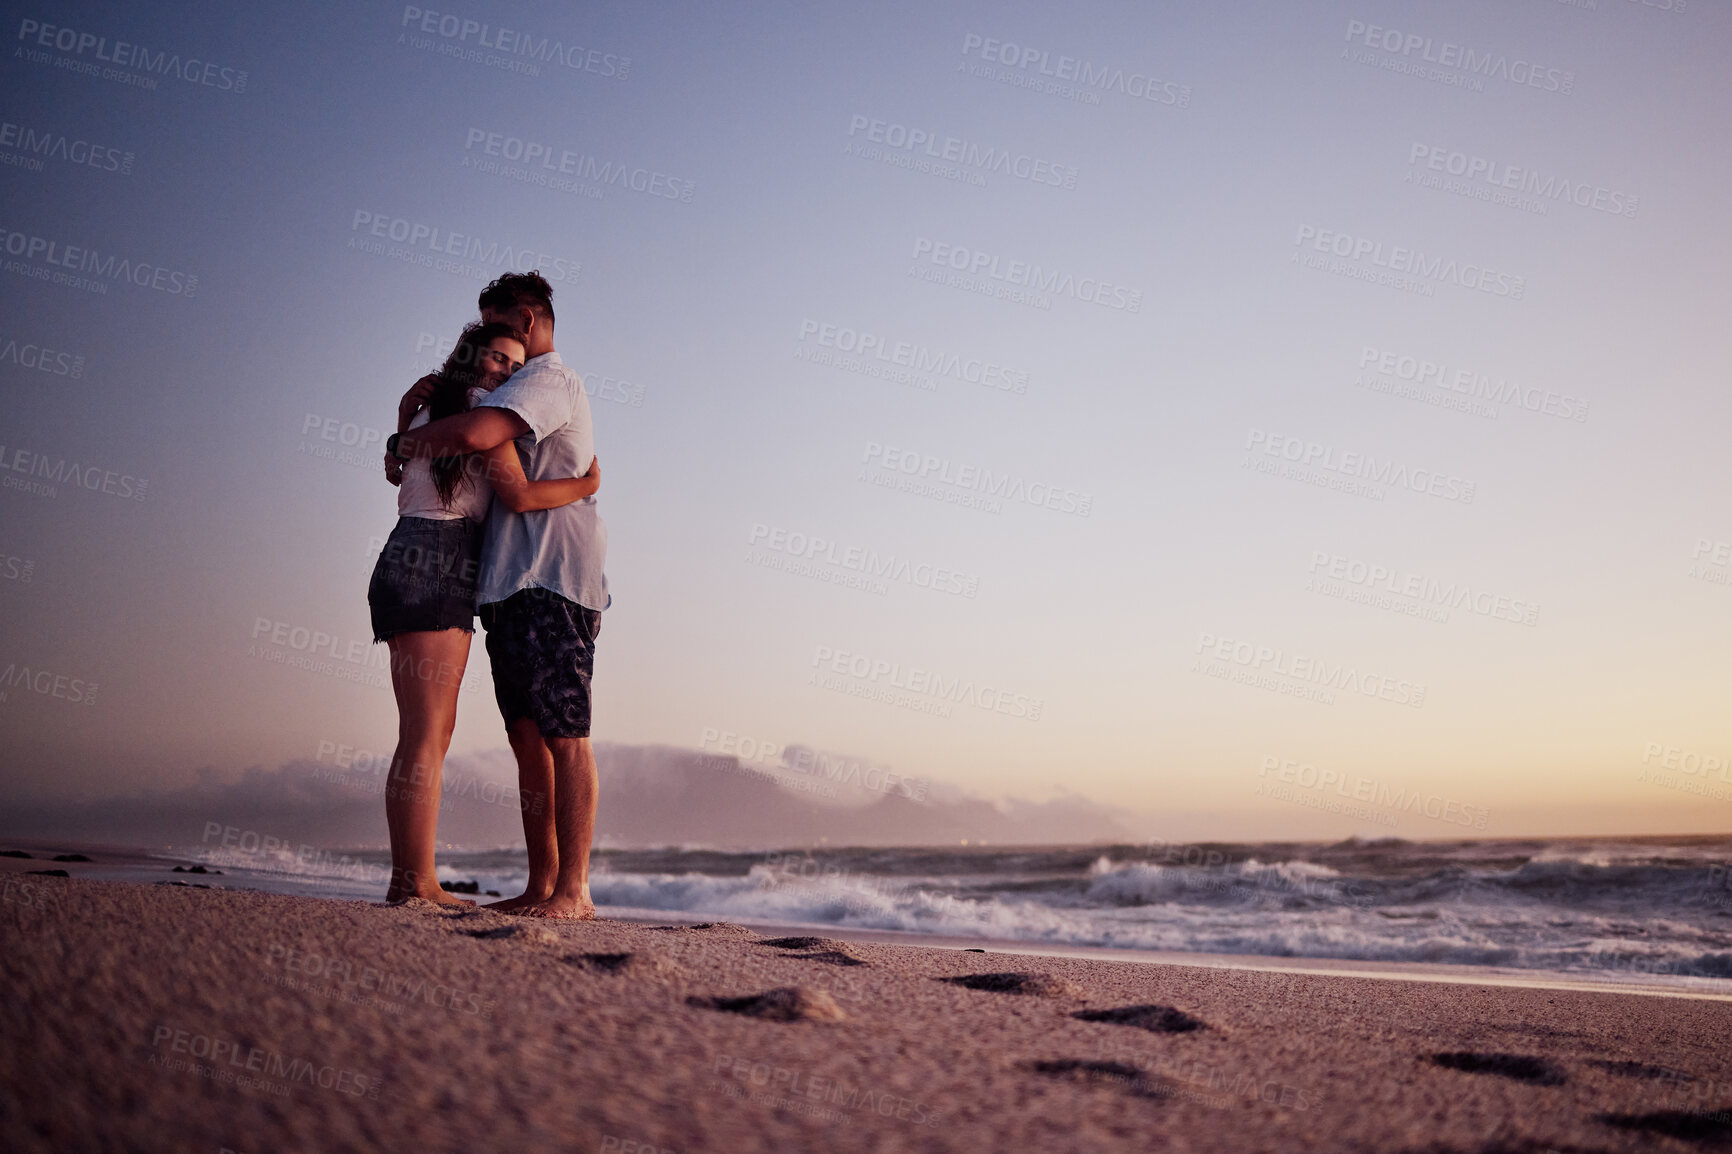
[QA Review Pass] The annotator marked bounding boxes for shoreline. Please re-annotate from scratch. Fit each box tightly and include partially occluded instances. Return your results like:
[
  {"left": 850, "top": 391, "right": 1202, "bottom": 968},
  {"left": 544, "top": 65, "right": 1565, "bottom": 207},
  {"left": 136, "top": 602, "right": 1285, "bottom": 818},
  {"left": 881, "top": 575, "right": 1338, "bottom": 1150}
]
[
  {"left": 698, "top": 918, "right": 1732, "bottom": 1004},
  {"left": 4, "top": 835, "right": 1729, "bottom": 1004}
]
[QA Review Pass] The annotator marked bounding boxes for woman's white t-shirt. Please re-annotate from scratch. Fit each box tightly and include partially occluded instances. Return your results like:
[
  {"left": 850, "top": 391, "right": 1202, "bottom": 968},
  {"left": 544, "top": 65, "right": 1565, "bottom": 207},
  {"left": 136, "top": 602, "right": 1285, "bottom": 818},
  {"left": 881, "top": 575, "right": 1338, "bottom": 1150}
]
[{"left": 395, "top": 388, "right": 494, "bottom": 522}]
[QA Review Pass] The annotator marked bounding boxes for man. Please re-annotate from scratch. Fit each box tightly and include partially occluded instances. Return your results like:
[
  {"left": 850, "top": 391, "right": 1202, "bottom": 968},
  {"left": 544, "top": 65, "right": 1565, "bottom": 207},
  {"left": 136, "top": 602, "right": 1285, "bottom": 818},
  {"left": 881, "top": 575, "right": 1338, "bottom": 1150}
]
[{"left": 389, "top": 271, "right": 608, "bottom": 919}]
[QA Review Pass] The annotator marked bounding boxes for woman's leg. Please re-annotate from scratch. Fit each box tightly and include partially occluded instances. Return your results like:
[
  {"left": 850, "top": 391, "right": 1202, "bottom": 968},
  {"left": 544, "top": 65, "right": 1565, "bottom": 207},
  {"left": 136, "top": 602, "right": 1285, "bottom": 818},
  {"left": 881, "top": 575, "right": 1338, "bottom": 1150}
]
[{"left": 383, "top": 628, "right": 473, "bottom": 903}]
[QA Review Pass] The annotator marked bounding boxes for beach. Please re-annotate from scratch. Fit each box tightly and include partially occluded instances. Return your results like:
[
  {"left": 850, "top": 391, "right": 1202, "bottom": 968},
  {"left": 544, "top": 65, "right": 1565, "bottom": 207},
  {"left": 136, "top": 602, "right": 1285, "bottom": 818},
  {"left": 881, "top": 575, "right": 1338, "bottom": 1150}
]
[{"left": 4, "top": 855, "right": 1731, "bottom": 1153}]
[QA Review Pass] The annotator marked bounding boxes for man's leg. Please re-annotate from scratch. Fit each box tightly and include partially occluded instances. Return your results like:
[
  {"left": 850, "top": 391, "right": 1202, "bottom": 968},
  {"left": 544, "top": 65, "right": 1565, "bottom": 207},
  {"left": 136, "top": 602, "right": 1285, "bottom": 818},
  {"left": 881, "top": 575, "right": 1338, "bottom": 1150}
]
[
  {"left": 493, "top": 591, "right": 601, "bottom": 920},
  {"left": 526, "top": 735, "right": 598, "bottom": 918},
  {"left": 478, "top": 594, "right": 558, "bottom": 911}
]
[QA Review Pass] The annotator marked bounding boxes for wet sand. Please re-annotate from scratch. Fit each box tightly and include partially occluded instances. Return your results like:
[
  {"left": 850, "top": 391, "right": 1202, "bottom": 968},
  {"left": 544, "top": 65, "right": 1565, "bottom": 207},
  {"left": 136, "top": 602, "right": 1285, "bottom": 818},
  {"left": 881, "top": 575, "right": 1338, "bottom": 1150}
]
[{"left": 4, "top": 866, "right": 1732, "bottom": 1153}]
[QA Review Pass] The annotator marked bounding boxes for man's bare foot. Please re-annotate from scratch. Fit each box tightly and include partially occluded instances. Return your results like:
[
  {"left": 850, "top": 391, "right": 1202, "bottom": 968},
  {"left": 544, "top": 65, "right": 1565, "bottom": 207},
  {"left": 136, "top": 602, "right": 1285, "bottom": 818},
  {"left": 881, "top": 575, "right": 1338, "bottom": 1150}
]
[
  {"left": 485, "top": 890, "right": 552, "bottom": 913},
  {"left": 520, "top": 893, "right": 596, "bottom": 920}
]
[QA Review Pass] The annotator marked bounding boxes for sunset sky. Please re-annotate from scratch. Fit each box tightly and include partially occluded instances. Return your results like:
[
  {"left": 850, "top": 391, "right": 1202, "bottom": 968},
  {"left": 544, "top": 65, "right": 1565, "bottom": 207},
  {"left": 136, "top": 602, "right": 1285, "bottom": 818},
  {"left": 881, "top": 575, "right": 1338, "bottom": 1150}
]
[{"left": 3, "top": 0, "right": 1729, "bottom": 843}]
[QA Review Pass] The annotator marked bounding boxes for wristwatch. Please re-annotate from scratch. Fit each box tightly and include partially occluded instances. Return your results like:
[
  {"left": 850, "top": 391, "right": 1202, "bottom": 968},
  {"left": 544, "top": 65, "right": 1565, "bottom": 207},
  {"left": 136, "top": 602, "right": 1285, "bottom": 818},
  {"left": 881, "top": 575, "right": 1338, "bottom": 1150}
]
[{"left": 386, "top": 433, "right": 409, "bottom": 461}]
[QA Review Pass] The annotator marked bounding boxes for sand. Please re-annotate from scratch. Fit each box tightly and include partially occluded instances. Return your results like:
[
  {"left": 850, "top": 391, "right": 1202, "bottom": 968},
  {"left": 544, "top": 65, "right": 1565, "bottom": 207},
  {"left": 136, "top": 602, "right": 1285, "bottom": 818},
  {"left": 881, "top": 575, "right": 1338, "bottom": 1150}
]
[{"left": 3, "top": 865, "right": 1731, "bottom": 1152}]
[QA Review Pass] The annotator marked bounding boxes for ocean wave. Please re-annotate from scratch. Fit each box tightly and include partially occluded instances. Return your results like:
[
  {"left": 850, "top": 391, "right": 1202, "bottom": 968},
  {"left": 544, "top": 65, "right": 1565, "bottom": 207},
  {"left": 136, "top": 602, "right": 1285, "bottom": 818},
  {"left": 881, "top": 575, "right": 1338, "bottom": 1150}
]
[
  {"left": 189, "top": 843, "right": 389, "bottom": 889},
  {"left": 1081, "top": 856, "right": 1354, "bottom": 909},
  {"left": 577, "top": 861, "right": 1732, "bottom": 978},
  {"left": 207, "top": 836, "right": 1732, "bottom": 981}
]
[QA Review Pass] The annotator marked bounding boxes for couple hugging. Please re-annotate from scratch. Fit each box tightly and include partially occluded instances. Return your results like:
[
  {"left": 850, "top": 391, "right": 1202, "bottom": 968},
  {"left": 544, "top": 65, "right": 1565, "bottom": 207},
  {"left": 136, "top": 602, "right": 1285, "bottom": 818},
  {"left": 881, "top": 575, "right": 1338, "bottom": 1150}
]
[{"left": 368, "top": 270, "right": 607, "bottom": 919}]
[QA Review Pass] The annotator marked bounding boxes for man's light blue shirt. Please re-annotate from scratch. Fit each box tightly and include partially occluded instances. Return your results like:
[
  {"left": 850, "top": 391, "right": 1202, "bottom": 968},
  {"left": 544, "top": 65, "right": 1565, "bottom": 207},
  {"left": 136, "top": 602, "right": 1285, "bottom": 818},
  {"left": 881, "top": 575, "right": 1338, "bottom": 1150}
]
[{"left": 474, "top": 350, "right": 610, "bottom": 611}]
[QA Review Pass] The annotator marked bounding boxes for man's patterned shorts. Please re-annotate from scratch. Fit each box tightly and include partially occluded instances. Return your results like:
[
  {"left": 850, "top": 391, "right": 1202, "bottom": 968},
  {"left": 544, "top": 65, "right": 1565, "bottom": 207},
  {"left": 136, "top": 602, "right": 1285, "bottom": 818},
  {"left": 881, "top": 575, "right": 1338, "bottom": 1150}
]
[{"left": 479, "top": 588, "right": 601, "bottom": 739}]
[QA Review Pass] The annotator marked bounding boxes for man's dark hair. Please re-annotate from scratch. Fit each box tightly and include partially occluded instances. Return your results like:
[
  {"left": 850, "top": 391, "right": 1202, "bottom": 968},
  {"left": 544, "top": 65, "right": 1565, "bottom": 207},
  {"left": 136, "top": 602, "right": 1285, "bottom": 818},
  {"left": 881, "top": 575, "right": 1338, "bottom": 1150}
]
[{"left": 478, "top": 271, "right": 555, "bottom": 330}]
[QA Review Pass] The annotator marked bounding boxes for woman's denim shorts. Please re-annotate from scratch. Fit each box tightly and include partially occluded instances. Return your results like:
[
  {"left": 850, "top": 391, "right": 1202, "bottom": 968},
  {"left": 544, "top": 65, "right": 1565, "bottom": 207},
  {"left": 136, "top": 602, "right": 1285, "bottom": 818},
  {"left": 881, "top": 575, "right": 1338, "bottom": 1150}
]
[{"left": 367, "top": 516, "right": 483, "bottom": 642}]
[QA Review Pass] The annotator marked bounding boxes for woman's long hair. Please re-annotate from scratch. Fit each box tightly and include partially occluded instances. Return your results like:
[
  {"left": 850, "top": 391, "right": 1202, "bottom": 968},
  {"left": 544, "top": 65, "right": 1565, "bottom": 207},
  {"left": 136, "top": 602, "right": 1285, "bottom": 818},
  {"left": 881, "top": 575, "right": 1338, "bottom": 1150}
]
[{"left": 426, "top": 321, "right": 527, "bottom": 508}]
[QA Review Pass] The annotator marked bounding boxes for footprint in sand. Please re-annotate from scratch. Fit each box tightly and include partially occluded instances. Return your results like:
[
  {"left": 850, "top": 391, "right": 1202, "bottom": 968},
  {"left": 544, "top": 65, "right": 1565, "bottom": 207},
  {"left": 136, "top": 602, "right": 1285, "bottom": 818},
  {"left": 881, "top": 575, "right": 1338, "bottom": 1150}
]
[
  {"left": 1488, "top": 1022, "right": 1586, "bottom": 1041},
  {"left": 1073, "top": 1004, "right": 1207, "bottom": 1034},
  {"left": 1599, "top": 1110, "right": 1732, "bottom": 1143},
  {"left": 687, "top": 987, "right": 847, "bottom": 1023},
  {"left": 466, "top": 924, "right": 561, "bottom": 945},
  {"left": 940, "top": 972, "right": 1082, "bottom": 998},
  {"left": 760, "top": 937, "right": 868, "bottom": 967},
  {"left": 1027, "top": 1059, "right": 1171, "bottom": 1101},
  {"left": 1587, "top": 1058, "right": 1691, "bottom": 1082},
  {"left": 565, "top": 952, "right": 682, "bottom": 979},
  {"left": 653, "top": 922, "right": 760, "bottom": 938},
  {"left": 1427, "top": 1051, "right": 1566, "bottom": 1085},
  {"left": 796, "top": 951, "right": 865, "bottom": 967}
]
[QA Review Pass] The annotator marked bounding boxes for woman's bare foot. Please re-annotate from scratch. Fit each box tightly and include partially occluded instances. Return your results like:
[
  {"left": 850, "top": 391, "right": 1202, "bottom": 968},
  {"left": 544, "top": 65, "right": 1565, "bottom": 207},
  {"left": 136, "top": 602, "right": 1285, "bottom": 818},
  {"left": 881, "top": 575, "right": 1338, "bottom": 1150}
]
[
  {"left": 390, "top": 887, "right": 475, "bottom": 907},
  {"left": 387, "top": 868, "right": 475, "bottom": 907}
]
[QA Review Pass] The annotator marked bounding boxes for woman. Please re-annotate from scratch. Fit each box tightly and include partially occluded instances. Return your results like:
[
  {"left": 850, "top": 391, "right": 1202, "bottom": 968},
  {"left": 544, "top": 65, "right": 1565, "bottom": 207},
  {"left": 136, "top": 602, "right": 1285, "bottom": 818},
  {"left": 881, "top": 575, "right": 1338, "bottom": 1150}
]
[{"left": 369, "top": 321, "right": 600, "bottom": 903}]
